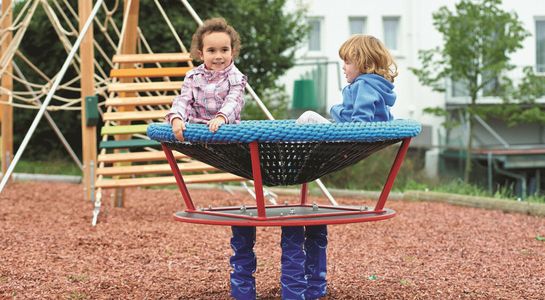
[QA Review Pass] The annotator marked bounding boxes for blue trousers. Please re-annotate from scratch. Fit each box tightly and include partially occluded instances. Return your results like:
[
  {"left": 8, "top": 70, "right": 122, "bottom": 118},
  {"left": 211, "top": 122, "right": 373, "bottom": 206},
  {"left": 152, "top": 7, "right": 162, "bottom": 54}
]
[
  {"left": 230, "top": 225, "right": 328, "bottom": 300},
  {"left": 281, "top": 225, "right": 328, "bottom": 300},
  {"left": 230, "top": 226, "right": 257, "bottom": 300}
]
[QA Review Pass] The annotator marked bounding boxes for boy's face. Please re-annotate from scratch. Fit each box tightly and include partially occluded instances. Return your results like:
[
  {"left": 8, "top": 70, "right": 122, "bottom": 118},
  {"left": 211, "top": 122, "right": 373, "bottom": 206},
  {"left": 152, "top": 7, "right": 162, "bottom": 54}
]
[
  {"left": 199, "top": 32, "right": 233, "bottom": 71},
  {"left": 342, "top": 59, "right": 361, "bottom": 83}
]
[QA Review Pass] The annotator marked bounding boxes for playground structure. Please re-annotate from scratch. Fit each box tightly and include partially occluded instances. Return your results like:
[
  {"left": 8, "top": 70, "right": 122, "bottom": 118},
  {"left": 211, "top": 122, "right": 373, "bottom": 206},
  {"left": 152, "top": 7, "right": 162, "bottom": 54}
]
[
  {"left": 148, "top": 120, "right": 420, "bottom": 226},
  {"left": 0, "top": 0, "right": 338, "bottom": 225}
]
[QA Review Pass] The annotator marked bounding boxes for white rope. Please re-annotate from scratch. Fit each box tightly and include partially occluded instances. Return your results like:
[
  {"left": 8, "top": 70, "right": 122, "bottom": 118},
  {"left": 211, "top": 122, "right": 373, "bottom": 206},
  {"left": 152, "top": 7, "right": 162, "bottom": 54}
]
[
  {"left": 12, "top": 93, "right": 45, "bottom": 104},
  {"left": 0, "top": 0, "right": 31, "bottom": 35},
  {"left": 2, "top": 0, "right": 120, "bottom": 116},
  {"left": 0, "top": 86, "right": 13, "bottom": 103},
  {"left": 5, "top": 0, "right": 113, "bottom": 111},
  {"left": 10, "top": 90, "right": 82, "bottom": 107},
  {"left": 11, "top": 0, "right": 31, "bottom": 26},
  {"left": 52, "top": 0, "right": 119, "bottom": 109},
  {"left": 15, "top": 51, "right": 51, "bottom": 81},
  {"left": 100, "top": 0, "right": 119, "bottom": 32},
  {"left": 0, "top": 0, "right": 104, "bottom": 193},
  {"left": 12, "top": 61, "right": 83, "bottom": 170},
  {"left": 6, "top": 102, "right": 82, "bottom": 110},
  {"left": 153, "top": 0, "right": 189, "bottom": 54},
  {"left": 9, "top": 73, "right": 45, "bottom": 89},
  {"left": 39, "top": 1, "right": 81, "bottom": 74},
  {"left": 0, "top": 0, "right": 40, "bottom": 76},
  {"left": 41, "top": 0, "right": 77, "bottom": 36},
  {"left": 48, "top": 0, "right": 109, "bottom": 81},
  {"left": 52, "top": 0, "right": 78, "bottom": 31},
  {"left": 60, "top": 0, "right": 79, "bottom": 20},
  {"left": 101, "top": 1, "right": 121, "bottom": 37}
]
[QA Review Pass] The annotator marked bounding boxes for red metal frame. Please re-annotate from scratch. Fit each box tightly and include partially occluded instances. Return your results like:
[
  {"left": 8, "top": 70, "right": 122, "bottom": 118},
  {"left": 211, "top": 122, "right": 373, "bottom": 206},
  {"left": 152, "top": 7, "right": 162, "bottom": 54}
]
[
  {"left": 300, "top": 183, "right": 308, "bottom": 205},
  {"left": 173, "top": 209, "right": 396, "bottom": 226},
  {"left": 249, "top": 142, "right": 266, "bottom": 218},
  {"left": 161, "top": 138, "right": 412, "bottom": 226},
  {"left": 375, "top": 138, "right": 411, "bottom": 211},
  {"left": 161, "top": 144, "right": 195, "bottom": 211}
]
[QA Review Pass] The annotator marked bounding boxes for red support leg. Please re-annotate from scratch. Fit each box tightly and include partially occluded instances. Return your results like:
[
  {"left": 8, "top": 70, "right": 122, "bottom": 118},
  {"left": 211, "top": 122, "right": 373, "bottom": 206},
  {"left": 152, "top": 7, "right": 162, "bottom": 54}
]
[
  {"left": 162, "top": 143, "right": 195, "bottom": 211},
  {"left": 249, "top": 142, "right": 266, "bottom": 218},
  {"left": 300, "top": 183, "right": 308, "bottom": 205},
  {"left": 374, "top": 138, "right": 412, "bottom": 211}
]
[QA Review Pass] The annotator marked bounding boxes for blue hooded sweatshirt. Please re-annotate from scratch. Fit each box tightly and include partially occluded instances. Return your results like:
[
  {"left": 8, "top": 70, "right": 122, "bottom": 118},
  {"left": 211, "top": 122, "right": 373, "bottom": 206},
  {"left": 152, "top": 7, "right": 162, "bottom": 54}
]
[{"left": 330, "top": 73, "right": 396, "bottom": 122}]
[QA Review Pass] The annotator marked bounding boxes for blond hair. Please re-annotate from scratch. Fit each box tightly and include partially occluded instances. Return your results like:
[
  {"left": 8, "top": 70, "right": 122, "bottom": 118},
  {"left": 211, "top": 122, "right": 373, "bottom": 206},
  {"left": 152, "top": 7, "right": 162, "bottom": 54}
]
[
  {"left": 338, "top": 35, "right": 398, "bottom": 82},
  {"left": 190, "top": 17, "right": 241, "bottom": 61}
]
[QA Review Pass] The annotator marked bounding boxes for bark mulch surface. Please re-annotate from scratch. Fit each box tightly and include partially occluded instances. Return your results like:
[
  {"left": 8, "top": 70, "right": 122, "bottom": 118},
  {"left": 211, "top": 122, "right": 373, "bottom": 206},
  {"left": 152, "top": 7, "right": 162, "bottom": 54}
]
[{"left": 1, "top": 182, "right": 544, "bottom": 299}]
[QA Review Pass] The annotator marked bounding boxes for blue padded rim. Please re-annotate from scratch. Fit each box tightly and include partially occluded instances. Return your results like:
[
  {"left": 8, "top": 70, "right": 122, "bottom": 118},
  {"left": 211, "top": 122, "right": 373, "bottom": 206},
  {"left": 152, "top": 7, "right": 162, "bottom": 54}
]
[{"left": 147, "top": 119, "right": 421, "bottom": 143}]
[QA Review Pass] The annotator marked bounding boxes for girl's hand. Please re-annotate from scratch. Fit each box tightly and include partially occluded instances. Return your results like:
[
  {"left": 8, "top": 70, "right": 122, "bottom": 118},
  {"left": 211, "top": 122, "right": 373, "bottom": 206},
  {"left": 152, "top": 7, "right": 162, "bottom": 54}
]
[
  {"left": 172, "top": 118, "right": 186, "bottom": 142},
  {"left": 207, "top": 116, "right": 226, "bottom": 133}
]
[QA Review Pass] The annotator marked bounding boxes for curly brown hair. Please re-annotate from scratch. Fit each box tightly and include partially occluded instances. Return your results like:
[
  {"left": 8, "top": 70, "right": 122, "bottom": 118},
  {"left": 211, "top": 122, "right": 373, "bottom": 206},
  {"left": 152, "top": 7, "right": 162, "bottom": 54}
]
[
  {"left": 190, "top": 18, "right": 241, "bottom": 61},
  {"left": 338, "top": 35, "right": 398, "bottom": 82}
]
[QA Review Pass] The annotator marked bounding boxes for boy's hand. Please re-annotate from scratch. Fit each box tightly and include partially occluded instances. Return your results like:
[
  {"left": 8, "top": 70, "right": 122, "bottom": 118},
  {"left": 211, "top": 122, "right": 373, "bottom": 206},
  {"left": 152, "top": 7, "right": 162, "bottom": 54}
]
[
  {"left": 207, "top": 116, "right": 226, "bottom": 133},
  {"left": 171, "top": 118, "right": 186, "bottom": 142}
]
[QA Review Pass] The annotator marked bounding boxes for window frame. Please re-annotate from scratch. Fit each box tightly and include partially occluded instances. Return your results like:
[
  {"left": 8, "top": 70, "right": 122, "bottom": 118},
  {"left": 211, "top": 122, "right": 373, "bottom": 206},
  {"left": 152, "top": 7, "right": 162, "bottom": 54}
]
[
  {"left": 536, "top": 17, "right": 545, "bottom": 74},
  {"left": 348, "top": 16, "right": 367, "bottom": 36},
  {"left": 307, "top": 17, "right": 324, "bottom": 54},
  {"left": 382, "top": 16, "right": 401, "bottom": 55}
]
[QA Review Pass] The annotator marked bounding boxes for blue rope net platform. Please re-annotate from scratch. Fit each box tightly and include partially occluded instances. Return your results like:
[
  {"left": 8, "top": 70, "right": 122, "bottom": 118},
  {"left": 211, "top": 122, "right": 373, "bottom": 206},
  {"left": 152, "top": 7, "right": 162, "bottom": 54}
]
[
  {"left": 148, "top": 119, "right": 421, "bottom": 186},
  {"left": 147, "top": 119, "right": 421, "bottom": 226}
]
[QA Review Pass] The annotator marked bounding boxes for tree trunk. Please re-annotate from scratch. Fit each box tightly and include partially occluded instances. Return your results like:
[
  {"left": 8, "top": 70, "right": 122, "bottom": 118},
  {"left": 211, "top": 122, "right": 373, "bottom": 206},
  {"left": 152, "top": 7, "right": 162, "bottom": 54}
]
[{"left": 464, "top": 103, "right": 475, "bottom": 183}]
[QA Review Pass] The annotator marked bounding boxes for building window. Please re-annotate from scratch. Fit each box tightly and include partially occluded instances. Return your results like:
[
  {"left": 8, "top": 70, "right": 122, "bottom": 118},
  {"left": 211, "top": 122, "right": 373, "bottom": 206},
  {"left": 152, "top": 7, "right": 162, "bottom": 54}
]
[
  {"left": 308, "top": 18, "right": 322, "bottom": 51},
  {"left": 451, "top": 78, "right": 470, "bottom": 98},
  {"left": 537, "top": 20, "right": 545, "bottom": 73},
  {"left": 482, "top": 69, "right": 500, "bottom": 97},
  {"left": 349, "top": 17, "right": 366, "bottom": 35},
  {"left": 383, "top": 16, "right": 400, "bottom": 51}
]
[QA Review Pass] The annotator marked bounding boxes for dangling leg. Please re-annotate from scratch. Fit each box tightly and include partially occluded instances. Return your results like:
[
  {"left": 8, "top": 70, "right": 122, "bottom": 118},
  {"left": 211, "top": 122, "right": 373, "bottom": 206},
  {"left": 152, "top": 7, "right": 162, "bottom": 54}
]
[
  {"left": 295, "top": 111, "right": 332, "bottom": 124},
  {"left": 230, "top": 226, "right": 257, "bottom": 300},
  {"left": 281, "top": 226, "right": 307, "bottom": 299},
  {"left": 304, "top": 225, "right": 328, "bottom": 299}
]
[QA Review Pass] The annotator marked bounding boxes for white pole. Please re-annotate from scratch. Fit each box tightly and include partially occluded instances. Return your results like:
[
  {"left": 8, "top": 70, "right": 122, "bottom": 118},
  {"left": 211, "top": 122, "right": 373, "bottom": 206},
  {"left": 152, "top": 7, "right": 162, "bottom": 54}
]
[
  {"left": 0, "top": 0, "right": 104, "bottom": 193},
  {"left": 12, "top": 62, "right": 83, "bottom": 170}
]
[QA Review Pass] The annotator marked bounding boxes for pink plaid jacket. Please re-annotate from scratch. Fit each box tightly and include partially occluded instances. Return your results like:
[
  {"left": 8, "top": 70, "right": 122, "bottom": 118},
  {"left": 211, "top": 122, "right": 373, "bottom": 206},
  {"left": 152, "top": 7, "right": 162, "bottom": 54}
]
[{"left": 166, "top": 63, "right": 247, "bottom": 124}]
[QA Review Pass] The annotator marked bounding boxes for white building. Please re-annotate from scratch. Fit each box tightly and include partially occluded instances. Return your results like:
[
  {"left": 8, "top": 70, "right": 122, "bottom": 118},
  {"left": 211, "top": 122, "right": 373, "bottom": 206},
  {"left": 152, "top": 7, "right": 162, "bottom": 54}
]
[{"left": 281, "top": 0, "right": 545, "bottom": 184}]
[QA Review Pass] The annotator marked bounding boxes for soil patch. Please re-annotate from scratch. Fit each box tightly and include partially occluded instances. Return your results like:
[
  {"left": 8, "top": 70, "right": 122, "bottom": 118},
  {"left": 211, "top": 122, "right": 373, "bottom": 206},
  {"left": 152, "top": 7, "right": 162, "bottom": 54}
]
[{"left": 1, "top": 182, "right": 544, "bottom": 299}]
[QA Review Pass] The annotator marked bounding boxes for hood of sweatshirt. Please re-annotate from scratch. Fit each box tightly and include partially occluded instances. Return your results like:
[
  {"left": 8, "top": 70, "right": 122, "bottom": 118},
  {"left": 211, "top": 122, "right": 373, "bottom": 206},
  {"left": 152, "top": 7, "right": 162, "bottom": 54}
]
[{"left": 353, "top": 73, "right": 396, "bottom": 107}]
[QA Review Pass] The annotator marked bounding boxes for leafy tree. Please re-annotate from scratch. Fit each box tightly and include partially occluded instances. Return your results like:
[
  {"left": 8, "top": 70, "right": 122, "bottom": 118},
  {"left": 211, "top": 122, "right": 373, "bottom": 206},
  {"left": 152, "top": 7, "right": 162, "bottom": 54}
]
[
  {"left": 410, "top": 0, "right": 545, "bottom": 182},
  {"left": 13, "top": 0, "right": 308, "bottom": 160},
  {"left": 145, "top": 0, "right": 308, "bottom": 119}
]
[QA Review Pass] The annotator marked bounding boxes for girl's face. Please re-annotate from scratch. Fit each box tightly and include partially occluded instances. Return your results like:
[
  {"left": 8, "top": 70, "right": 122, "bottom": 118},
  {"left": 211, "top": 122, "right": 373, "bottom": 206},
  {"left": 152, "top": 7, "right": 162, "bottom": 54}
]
[
  {"left": 342, "top": 59, "right": 361, "bottom": 83},
  {"left": 199, "top": 31, "right": 233, "bottom": 71}
]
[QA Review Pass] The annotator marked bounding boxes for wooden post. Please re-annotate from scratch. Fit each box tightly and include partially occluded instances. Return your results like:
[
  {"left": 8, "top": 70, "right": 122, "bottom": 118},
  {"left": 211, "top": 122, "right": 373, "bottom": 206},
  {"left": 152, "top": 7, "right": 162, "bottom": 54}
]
[
  {"left": 1, "top": 0, "right": 13, "bottom": 177},
  {"left": 113, "top": 0, "right": 140, "bottom": 207},
  {"left": 79, "top": 0, "right": 97, "bottom": 201}
]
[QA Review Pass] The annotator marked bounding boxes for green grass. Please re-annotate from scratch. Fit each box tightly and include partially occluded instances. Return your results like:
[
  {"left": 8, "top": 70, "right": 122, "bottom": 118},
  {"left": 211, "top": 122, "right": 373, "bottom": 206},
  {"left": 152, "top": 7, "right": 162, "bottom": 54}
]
[
  {"left": 407, "top": 178, "right": 545, "bottom": 203},
  {"left": 13, "top": 160, "right": 81, "bottom": 176},
  {"left": 7, "top": 159, "right": 545, "bottom": 203}
]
